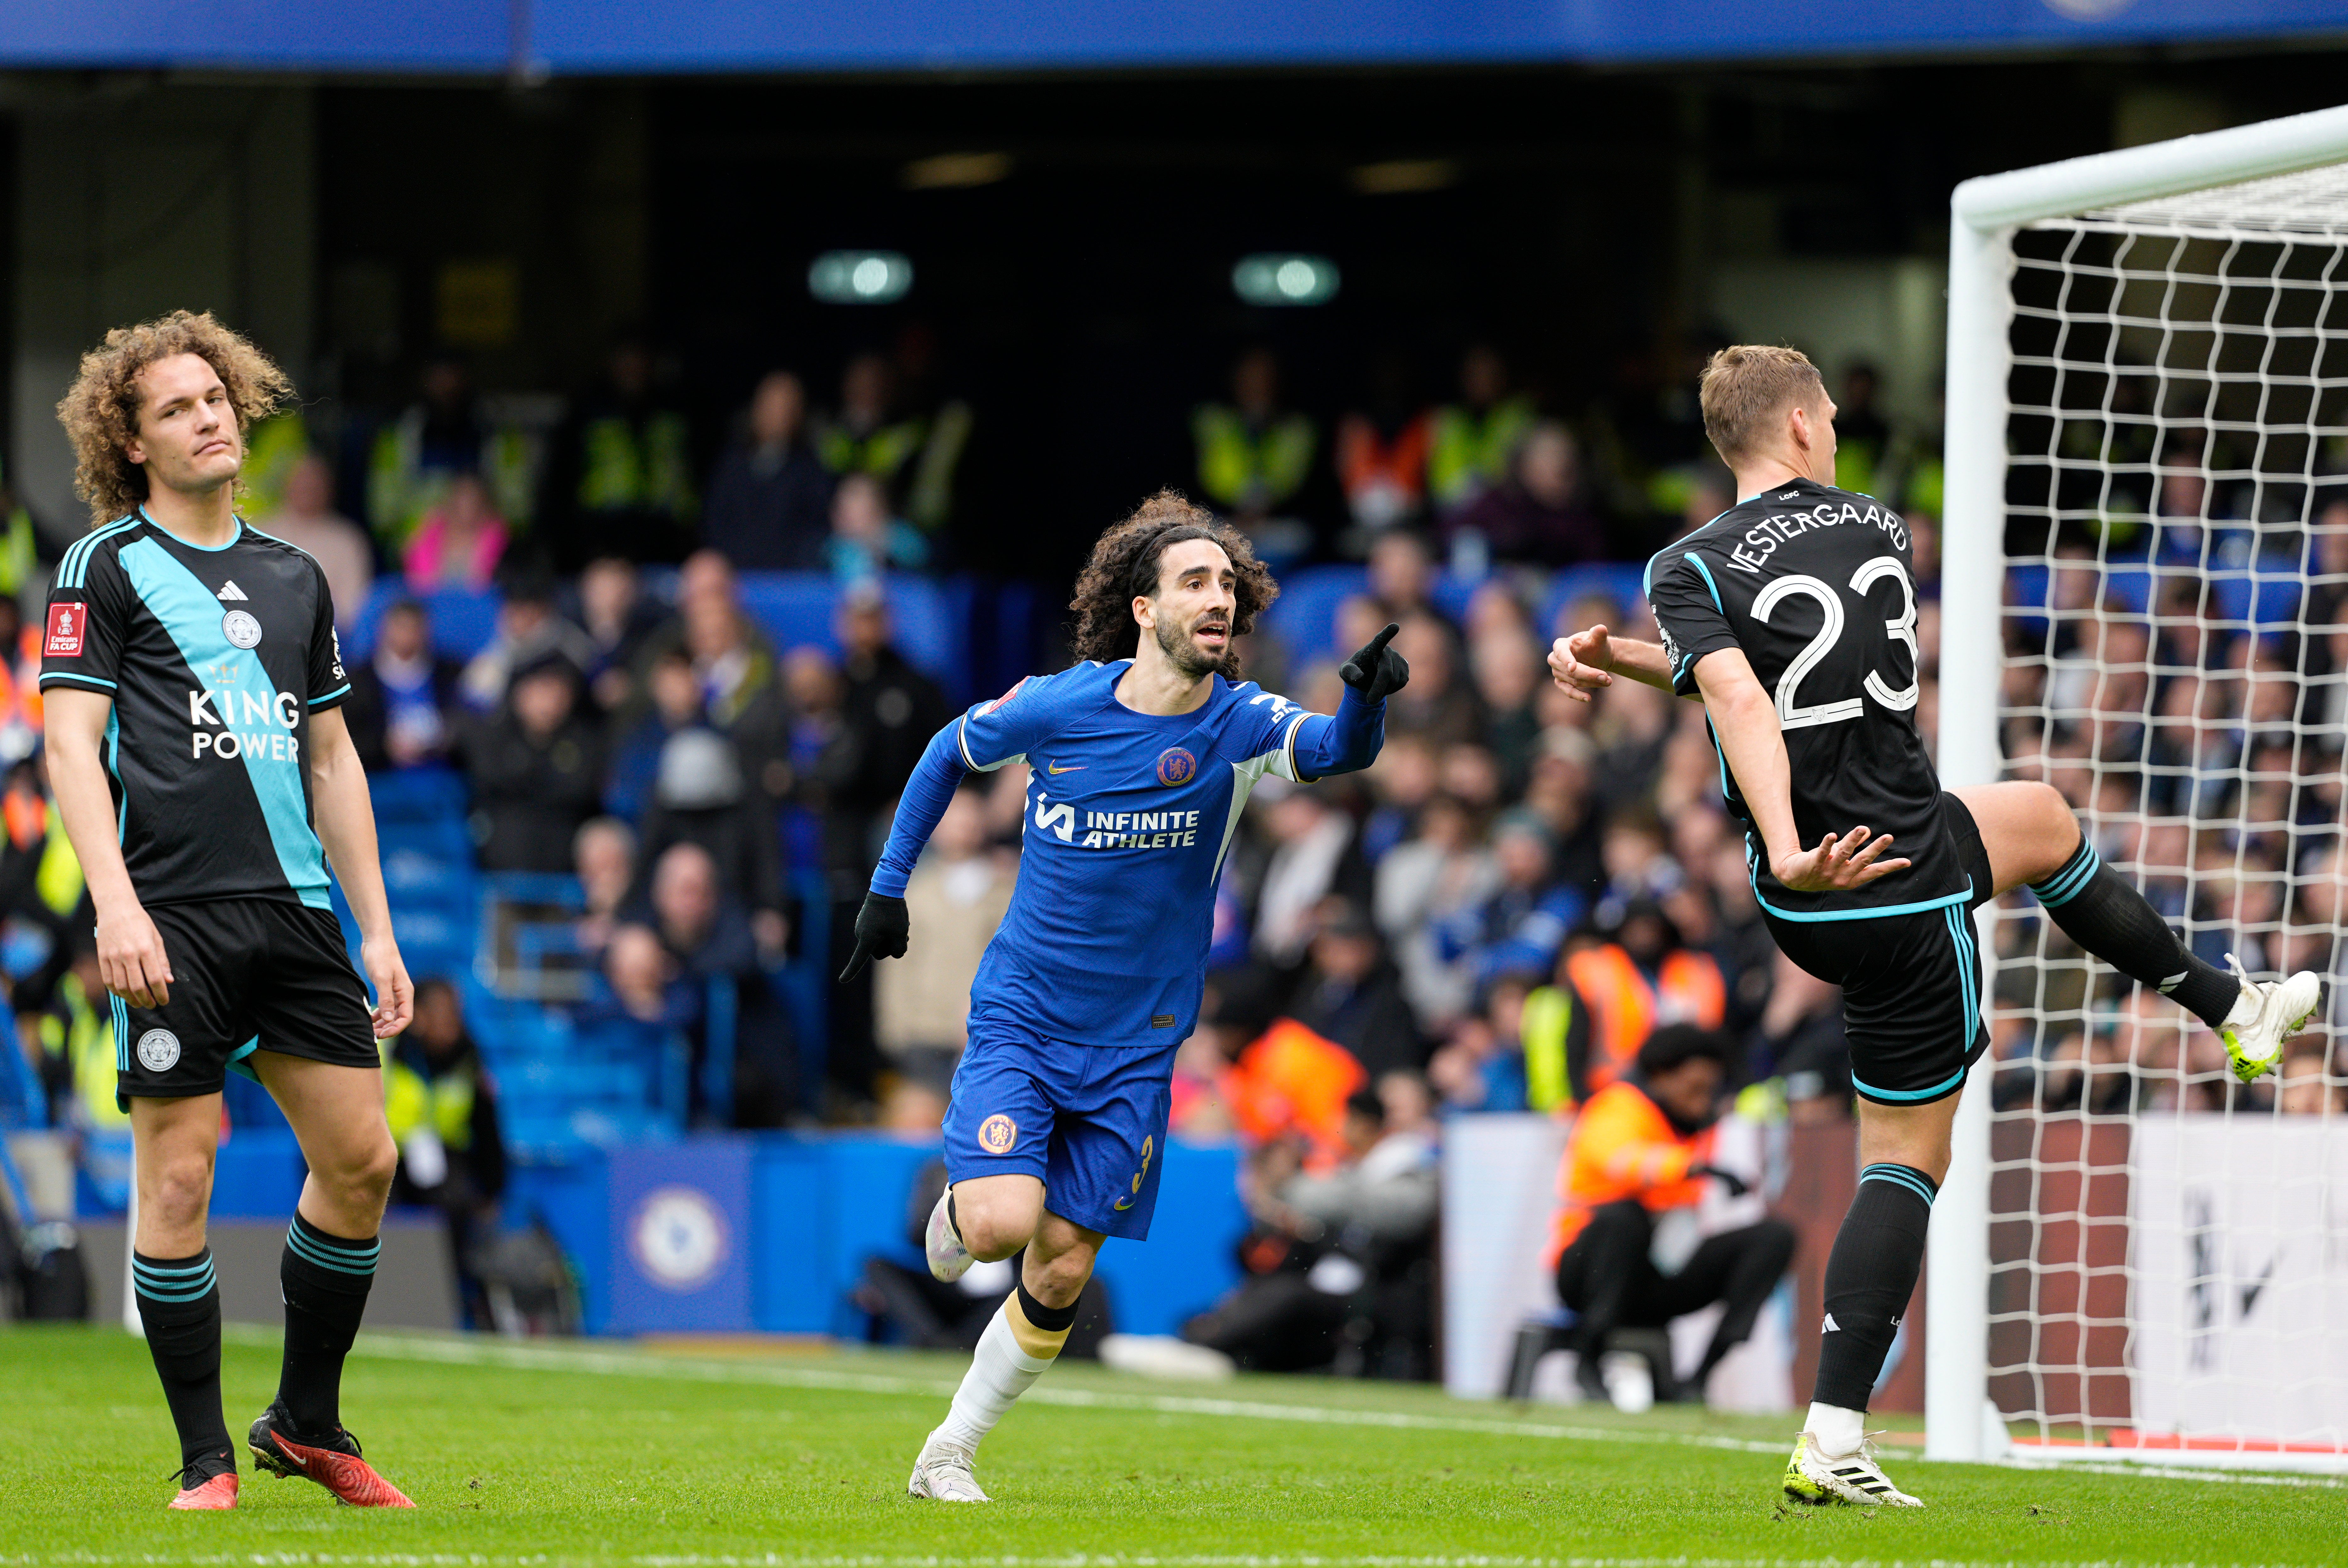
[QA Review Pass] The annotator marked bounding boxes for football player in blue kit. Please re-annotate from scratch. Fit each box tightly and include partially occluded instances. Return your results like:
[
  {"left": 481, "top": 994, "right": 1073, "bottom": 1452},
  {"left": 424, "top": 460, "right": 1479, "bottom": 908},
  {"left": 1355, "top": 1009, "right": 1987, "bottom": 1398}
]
[{"left": 840, "top": 491, "right": 1409, "bottom": 1502}]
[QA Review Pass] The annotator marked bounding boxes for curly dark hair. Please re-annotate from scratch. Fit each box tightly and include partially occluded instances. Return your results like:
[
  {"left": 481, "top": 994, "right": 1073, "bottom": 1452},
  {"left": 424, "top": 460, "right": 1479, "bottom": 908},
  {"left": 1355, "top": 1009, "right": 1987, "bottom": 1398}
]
[
  {"left": 55, "top": 309, "right": 293, "bottom": 527},
  {"left": 1066, "top": 490, "right": 1279, "bottom": 679}
]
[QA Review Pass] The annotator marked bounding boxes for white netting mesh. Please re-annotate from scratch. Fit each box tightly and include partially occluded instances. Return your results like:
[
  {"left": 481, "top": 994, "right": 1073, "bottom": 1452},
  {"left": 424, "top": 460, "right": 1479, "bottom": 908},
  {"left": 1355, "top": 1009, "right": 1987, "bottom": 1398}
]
[{"left": 1991, "top": 175, "right": 2348, "bottom": 1465}]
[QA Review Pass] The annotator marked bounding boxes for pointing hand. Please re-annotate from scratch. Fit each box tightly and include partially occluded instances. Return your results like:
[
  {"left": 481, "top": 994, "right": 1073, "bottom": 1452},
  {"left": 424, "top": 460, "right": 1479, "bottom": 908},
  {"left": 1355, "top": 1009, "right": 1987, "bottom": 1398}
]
[{"left": 1339, "top": 622, "right": 1411, "bottom": 705}]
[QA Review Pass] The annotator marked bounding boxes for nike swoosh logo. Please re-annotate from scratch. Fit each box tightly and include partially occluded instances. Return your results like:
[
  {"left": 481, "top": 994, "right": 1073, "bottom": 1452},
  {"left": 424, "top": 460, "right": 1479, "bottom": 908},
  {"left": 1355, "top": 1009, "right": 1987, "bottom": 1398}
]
[{"left": 1046, "top": 763, "right": 1083, "bottom": 775}]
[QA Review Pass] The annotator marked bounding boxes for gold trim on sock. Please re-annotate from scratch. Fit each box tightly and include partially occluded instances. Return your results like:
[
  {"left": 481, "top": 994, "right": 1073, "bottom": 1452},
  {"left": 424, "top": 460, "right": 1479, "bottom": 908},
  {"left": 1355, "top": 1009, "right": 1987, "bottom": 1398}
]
[{"left": 1003, "top": 1292, "right": 1071, "bottom": 1359}]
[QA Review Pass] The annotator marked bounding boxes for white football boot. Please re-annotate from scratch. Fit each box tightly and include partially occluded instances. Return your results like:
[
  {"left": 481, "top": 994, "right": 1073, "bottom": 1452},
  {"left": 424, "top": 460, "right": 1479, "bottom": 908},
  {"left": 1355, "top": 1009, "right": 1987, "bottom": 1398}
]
[
  {"left": 906, "top": 1431, "right": 990, "bottom": 1502},
  {"left": 925, "top": 1187, "right": 974, "bottom": 1283},
  {"left": 2219, "top": 954, "right": 2322, "bottom": 1084},
  {"left": 1781, "top": 1431, "right": 1923, "bottom": 1508}
]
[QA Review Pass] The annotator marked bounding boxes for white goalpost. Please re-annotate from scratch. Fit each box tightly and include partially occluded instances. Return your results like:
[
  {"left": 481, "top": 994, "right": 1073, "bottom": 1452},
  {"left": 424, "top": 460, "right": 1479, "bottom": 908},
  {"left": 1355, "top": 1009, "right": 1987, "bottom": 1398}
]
[{"left": 1934, "top": 105, "right": 2348, "bottom": 1473}]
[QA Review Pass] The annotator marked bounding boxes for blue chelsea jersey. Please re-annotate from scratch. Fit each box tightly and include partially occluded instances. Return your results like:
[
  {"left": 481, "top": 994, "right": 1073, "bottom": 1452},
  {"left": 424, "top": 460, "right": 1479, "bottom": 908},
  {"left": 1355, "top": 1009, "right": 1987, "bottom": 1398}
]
[{"left": 955, "top": 661, "right": 1318, "bottom": 1048}]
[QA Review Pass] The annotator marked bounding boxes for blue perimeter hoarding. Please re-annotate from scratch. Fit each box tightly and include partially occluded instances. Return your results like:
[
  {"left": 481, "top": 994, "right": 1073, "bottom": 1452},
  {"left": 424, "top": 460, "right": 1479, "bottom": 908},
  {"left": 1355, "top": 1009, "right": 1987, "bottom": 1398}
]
[{"left": 5, "top": 0, "right": 2348, "bottom": 74}]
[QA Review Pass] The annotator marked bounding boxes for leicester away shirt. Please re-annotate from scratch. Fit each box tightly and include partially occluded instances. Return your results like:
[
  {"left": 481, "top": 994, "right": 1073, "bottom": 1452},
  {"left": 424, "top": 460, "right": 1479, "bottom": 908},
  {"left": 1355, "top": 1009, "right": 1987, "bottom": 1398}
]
[
  {"left": 1647, "top": 478, "right": 1966, "bottom": 921},
  {"left": 39, "top": 511, "right": 351, "bottom": 910}
]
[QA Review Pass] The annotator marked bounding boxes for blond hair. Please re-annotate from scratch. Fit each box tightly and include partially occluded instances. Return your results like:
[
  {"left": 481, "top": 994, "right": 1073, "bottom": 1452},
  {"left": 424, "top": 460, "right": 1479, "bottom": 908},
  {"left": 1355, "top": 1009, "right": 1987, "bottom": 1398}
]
[
  {"left": 55, "top": 310, "right": 292, "bottom": 527},
  {"left": 1698, "top": 344, "right": 1825, "bottom": 466}
]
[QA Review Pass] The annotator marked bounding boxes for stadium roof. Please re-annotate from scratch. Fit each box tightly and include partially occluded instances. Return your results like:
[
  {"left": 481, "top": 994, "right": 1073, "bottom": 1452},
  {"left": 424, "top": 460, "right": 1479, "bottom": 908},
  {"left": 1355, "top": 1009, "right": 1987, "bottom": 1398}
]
[{"left": 15, "top": 0, "right": 2348, "bottom": 75}]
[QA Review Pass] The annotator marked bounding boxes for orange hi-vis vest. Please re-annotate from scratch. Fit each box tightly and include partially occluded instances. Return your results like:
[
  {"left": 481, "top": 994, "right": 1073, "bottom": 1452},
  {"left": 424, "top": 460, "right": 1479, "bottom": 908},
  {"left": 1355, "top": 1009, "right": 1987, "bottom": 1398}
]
[
  {"left": 0, "top": 623, "right": 43, "bottom": 746},
  {"left": 1564, "top": 943, "right": 1725, "bottom": 1096},
  {"left": 1548, "top": 1079, "right": 1715, "bottom": 1266},
  {"left": 1220, "top": 1017, "right": 1366, "bottom": 1170}
]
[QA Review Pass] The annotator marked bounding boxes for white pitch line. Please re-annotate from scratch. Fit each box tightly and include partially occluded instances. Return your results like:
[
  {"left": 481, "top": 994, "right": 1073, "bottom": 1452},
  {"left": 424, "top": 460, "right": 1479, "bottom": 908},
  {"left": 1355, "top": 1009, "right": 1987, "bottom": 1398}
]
[
  {"left": 224, "top": 1327, "right": 2344, "bottom": 1489},
  {"left": 1, "top": 1557, "right": 2336, "bottom": 1568}
]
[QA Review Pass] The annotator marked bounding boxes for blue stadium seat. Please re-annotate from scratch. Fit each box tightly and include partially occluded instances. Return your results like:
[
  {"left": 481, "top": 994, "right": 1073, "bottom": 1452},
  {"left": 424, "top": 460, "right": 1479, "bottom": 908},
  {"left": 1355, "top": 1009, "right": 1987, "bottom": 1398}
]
[
  {"left": 2005, "top": 558, "right": 2292, "bottom": 638},
  {"left": 733, "top": 572, "right": 959, "bottom": 683},
  {"left": 1254, "top": 565, "right": 1368, "bottom": 667},
  {"left": 1256, "top": 563, "right": 1653, "bottom": 668},
  {"left": 1536, "top": 564, "right": 1652, "bottom": 638},
  {"left": 367, "top": 767, "right": 471, "bottom": 824},
  {"left": 347, "top": 582, "right": 504, "bottom": 661}
]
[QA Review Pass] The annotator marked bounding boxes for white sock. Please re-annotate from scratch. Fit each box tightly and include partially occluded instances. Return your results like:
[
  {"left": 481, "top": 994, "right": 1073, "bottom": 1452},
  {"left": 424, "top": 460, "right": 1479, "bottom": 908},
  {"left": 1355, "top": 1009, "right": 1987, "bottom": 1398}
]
[
  {"left": 1805, "top": 1401, "right": 1865, "bottom": 1456},
  {"left": 936, "top": 1294, "right": 1067, "bottom": 1452}
]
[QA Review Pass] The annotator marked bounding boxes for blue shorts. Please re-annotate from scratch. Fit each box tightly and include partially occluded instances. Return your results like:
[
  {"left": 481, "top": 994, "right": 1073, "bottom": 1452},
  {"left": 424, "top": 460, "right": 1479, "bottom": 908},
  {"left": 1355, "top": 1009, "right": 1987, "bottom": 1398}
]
[{"left": 942, "top": 1021, "right": 1177, "bottom": 1241}]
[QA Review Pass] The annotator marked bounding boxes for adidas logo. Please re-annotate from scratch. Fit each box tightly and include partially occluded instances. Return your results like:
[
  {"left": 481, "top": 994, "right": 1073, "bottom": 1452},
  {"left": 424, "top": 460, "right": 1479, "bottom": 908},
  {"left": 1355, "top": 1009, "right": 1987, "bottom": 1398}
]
[
  {"left": 216, "top": 581, "right": 249, "bottom": 602},
  {"left": 2159, "top": 971, "right": 2186, "bottom": 994},
  {"left": 1822, "top": 1313, "right": 1842, "bottom": 1332}
]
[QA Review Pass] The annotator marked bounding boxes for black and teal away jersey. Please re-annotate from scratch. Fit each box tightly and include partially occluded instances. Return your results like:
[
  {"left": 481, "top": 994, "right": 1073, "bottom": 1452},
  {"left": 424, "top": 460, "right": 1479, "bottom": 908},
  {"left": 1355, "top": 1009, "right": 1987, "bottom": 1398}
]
[
  {"left": 1647, "top": 478, "right": 1967, "bottom": 922},
  {"left": 38, "top": 512, "right": 351, "bottom": 911}
]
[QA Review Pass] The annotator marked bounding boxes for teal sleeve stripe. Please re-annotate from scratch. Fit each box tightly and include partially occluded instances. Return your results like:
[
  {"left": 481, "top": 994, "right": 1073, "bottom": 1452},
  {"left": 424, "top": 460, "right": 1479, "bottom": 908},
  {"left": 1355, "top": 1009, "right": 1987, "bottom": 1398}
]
[
  {"left": 37, "top": 672, "right": 117, "bottom": 691},
  {"left": 106, "top": 707, "right": 124, "bottom": 845},
  {"left": 117, "top": 538, "right": 333, "bottom": 910},
  {"left": 1687, "top": 552, "right": 1725, "bottom": 612},
  {"left": 1753, "top": 881, "right": 1971, "bottom": 922},
  {"left": 1860, "top": 1165, "right": 1940, "bottom": 1206},
  {"left": 308, "top": 682, "right": 352, "bottom": 706},
  {"left": 60, "top": 516, "right": 139, "bottom": 589}
]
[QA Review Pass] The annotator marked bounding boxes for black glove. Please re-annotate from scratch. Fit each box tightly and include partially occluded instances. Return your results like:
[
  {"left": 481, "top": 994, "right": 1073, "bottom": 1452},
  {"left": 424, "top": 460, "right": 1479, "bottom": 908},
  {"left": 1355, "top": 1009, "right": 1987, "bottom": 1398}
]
[
  {"left": 837, "top": 892, "right": 909, "bottom": 981},
  {"left": 1340, "top": 622, "right": 1410, "bottom": 704},
  {"left": 1689, "top": 1164, "right": 1750, "bottom": 1199}
]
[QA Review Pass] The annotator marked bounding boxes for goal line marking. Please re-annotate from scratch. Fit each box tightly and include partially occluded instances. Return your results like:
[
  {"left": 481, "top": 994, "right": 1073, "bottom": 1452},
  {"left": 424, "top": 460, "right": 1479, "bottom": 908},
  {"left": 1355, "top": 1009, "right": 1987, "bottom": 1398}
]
[
  {"left": 2, "top": 1556, "right": 2336, "bottom": 1568},
  {"left": 218, "top": 1326, "right": 2341, "bottom": 1489}
]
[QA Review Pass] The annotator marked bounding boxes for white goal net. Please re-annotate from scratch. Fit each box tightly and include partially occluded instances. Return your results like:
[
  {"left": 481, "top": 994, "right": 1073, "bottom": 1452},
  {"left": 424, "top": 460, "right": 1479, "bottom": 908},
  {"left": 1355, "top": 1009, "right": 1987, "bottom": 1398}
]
[{"left": 1956, "top": 141, "right": 2348, "bottom": 1471}]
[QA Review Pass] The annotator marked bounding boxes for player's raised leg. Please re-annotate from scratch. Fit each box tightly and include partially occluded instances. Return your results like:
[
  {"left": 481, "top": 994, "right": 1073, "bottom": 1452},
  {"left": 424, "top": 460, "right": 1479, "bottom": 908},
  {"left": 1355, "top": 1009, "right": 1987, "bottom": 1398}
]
[
  {"left": 245, "top": 1053, "right": 414, "bottom": 1508},
  {"left": 908, "top": 1176, "right": 1098, "bottom": 1502},
  {"left": 129, "top": 1093, "right": 241, "bottom": 1510},
  {"left": 1954, "top": 781, "right": 2319, "bottom": 1079}
]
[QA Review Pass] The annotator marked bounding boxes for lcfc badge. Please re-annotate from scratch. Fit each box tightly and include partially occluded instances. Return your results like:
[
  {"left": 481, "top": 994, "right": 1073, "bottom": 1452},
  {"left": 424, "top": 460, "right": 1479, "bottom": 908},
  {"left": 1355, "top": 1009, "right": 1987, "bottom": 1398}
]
[
  {"left": 136, "top": 1028, "right": 181, "bottom": 1072},
  {"left": 222, "top": 609, "right": 263, "bottom": 649}
]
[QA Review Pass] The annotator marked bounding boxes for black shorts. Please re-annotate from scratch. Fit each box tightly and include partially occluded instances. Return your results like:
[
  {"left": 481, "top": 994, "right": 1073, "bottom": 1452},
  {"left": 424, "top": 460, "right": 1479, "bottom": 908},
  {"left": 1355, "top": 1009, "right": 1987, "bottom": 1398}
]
[
  {"left": 1762, "top": 793, "right": 1996, "bottom": 1107},
  {"left": 117, "top": 897, "right": 379, "bottom": 1102}
]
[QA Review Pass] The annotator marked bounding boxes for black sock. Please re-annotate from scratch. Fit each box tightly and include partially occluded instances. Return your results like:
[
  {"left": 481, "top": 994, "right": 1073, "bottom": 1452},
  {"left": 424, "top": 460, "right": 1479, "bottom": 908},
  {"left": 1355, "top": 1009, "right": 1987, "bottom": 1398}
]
[
  {"left": 1813, "top": 1165, "right": 1936, "bottom": 1411},
  {"left": 277, "top": 1214, "right": 380, "bottom": 1434},
  {"left": 133, "top": 1248, "right": 234, "bottom": 1474},
  {"left": 2030, "top": 837, "right": 2239, "bottom": 1027}
]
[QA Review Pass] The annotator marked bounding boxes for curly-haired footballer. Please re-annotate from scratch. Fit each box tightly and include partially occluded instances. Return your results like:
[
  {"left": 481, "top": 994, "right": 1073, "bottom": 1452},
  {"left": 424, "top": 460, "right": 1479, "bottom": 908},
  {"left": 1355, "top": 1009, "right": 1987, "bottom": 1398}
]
[
  {"left": 45, "top": 312, "right": 415, "bottom": 1511},
  {"left": 841, "top": 491, "right": 1408, "bottom": 1502}
]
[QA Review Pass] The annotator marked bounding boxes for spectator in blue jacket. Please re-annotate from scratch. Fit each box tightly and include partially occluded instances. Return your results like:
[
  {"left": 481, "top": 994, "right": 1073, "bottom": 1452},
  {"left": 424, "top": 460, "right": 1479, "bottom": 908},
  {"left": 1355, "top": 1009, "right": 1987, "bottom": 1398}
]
[{"left": 1433, "top": 809, "right": 1585, "bottom": 987}]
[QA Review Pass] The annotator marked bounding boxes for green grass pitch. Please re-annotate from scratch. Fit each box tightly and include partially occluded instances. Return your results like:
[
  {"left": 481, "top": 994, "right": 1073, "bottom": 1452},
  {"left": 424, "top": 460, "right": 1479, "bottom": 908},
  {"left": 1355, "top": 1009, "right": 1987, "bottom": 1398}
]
[{"left": 1, "top": 1324, "right": 2338, "bottom": 1565}]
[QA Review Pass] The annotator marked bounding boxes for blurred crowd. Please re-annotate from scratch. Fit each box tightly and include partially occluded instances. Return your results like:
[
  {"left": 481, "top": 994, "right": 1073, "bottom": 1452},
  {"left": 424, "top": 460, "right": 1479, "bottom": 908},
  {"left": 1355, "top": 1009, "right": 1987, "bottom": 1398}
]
[
  {"left": 2, "top": 333, "right": 2342, "bottom": 1360},
  {"left": 145, "top": 332, "right": 1939, "bottom": 597},
  {"left": 1987, "top": 448, "right": 2348, "bottom": 1120}
]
